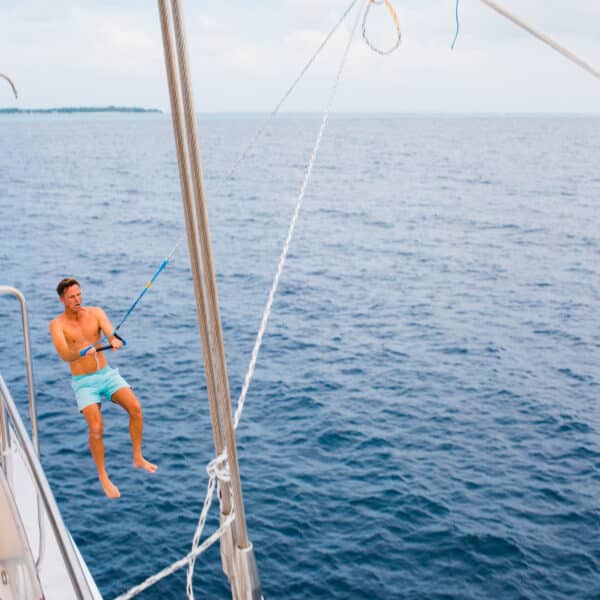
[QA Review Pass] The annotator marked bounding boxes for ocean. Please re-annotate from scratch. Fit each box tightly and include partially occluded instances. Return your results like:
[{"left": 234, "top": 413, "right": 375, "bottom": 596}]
[{"left": 1, "top": 113, "right": 599, "bottom": 599}]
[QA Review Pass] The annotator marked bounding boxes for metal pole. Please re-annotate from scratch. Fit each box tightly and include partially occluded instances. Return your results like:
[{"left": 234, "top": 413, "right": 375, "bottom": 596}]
[
  {"left": 169, "top": 0, "right": 252, "bottom": 550},
  {"left": 158, "top": 2, "right": 262, "bottom": 596},
  {"left": 0, "top": 286, "right": 46, "bottom": 566},
  {"left": 480, "top": 0, "right": 600, "bottom": 80},
  {"left": 156, "top": 1, "right": 232, "bottom": 519},
  {"left": 0, "top": 286, "right": 39, "bottom": 455}
]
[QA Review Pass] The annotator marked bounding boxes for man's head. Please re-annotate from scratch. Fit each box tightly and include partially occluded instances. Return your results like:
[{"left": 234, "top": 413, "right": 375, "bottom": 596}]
[
  {"left": 57, "top": 278, "right": 82, "bottom": 312},
  {"left": 56, "top": 277, "right": 80, "bottom": 297}
]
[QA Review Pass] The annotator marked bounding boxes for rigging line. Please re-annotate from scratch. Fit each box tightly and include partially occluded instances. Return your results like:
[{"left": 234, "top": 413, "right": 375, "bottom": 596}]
[
  {"left": 233, "top": 0, "right": 367, "bottom": 430},
  {"left": 113, "top": 475, "right": 235, "bottom": 600},
  {"left": 114, "top": 2, "right": 374, "bottom": 599},
  {"left": 112, "top": 0, "right": 362, "bottom": 338},
  {"left": 111, "top": 227, "right": 186, "bottom": 334},
  {"left": 0, "top": 72, "right": 18, "bottom": 99},
  {"left": 186, "top": 457, "right": 230, "bottom": 599},
  {"left": 451, "top": 0, "right": 460, "bottom": 49},
  {"left": 115, "top": 2, "right": 370, "bottom": 597},
  {"left": 113, "top": 256, "right": 172, "bottom": 333},
  {"left": 165, "top": 235, "right": 185, "bottom": 261},
  {"left": 77, "top": 220, "right": 183, "bottom": 356},
  {"left": 224, "top": 0, "right": 362, "bottom": 181},
  {"left": 480, "top": 0, "right": 600, "bottom": 80},
  {"left": 115, "top": 451, "right": 234, "bottom": 600}
]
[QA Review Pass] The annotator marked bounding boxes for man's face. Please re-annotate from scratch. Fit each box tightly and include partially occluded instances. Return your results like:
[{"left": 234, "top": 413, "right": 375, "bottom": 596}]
[{"left": 60, "top": 285, "right": 83, "bottom": 312}]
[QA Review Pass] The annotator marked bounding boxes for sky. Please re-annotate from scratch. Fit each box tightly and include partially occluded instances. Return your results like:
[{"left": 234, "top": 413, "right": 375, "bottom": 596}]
[{"left": 1, "top": 0, "right": 599, "bottom": 113}]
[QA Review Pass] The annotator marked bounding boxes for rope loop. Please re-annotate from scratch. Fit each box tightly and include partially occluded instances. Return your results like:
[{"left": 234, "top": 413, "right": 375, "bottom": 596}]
[{"left": 361, "top": 0, "right": 401, "bottom": 55}]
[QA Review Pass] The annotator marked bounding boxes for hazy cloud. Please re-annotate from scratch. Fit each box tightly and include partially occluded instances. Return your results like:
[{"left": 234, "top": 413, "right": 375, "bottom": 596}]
[{"left": 0, "top": 0, "right": 598, "bottom": 112}]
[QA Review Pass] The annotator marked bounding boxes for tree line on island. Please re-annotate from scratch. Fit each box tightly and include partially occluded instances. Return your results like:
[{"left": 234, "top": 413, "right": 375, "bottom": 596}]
[{"left": 0, "top": 106, "right": 161, "bottom": 114}]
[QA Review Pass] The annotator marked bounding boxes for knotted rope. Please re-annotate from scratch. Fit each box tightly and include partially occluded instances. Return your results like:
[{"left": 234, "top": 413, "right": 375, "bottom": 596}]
[{"left": 114, "top": 467, "right": 234, "bottom": 600}]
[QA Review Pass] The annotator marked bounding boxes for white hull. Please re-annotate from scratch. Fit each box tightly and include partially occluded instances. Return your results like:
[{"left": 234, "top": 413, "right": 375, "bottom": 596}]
[{"left": 1, "top": 375, "right": 103, "bottom": 600}]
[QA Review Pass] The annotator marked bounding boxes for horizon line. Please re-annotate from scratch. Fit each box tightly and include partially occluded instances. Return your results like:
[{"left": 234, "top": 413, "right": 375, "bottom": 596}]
[{"left": 1, "top": 106, "right": 600, "bottom": 117}]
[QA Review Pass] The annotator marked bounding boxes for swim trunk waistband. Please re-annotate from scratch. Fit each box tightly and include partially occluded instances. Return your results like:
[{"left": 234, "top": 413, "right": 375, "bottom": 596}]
[{"left": 72, "top": 365, "right": 111, "bottom": 381}]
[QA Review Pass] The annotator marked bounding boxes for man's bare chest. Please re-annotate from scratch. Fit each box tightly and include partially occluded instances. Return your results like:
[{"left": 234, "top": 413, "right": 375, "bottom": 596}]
[{"left": 62, "top": 315, "right": 100, "bottom": 345}]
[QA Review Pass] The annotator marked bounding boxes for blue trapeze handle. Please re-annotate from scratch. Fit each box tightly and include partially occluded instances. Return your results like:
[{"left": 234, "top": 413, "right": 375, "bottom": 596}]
[{"left": 80, "top": 332, "right": 127, "bottom": 357}]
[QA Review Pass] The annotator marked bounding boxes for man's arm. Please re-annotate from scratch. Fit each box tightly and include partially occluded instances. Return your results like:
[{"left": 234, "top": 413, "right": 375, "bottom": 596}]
[
  {"left": 95, "top": 307, "right": 122, "bottom": 350},
  {"left": 49, "top": 319, "right": 95, "bottom": 362}
]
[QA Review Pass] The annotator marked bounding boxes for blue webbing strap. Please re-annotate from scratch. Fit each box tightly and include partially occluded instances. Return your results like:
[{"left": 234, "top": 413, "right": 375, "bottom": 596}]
[
  {"left": 78, "top": 257, "right": 172, "bottom": 357},
  {"left": 114, "top": 258, "right": 169, "bottom": 332},
  {"left": 451, "top": 0, "right": 460, "bottom": 49}
]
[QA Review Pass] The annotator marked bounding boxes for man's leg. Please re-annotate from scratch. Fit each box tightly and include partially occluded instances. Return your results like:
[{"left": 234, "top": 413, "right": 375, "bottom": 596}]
[
  {"left": 82, "top": 403, "right": 120, "bottom": 498},
  {"left": 111, "top": 387, "right": 157, "bottom": 473}
]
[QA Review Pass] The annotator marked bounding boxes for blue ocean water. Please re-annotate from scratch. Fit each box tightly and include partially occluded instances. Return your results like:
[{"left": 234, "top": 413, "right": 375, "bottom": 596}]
[{"left": 0, "top": 113, "right": 599, "bottom": 599}]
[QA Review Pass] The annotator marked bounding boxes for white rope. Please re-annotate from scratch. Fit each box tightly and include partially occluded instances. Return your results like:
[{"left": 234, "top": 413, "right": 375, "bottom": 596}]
[
  {"left": 148, "top": 0, "right": 600, "bottom": 282},
  {"left": 0, "top": 444, "right": 18, "bottom": 458},
  {"left": 206, "top": 452, "right": 231, "bottom": 483},
  {"left": 114, "top": 3, "right": 368, "bottom": 599},
  {"left": 185, "top": 472, "right": 216, "bottom": 600},
  {"left": 115, "top": 0, "right": 599, "bottom": 596},
  {"left": 184, "top": 456, "right": 230, "bottom": 598},
  {"left": 233, "top": 0, "right": 366, "bottom": 430},
  {"left": 114, "top": 471, "right": 235, "bottom": 600},
  {"left": 225, "top": 0, "right": 362, "bottom": 180},
  {"left": 155, "top": 0, "right": 364, "bottom": 273},
  {"left": 480, "top": 0, "right": 600, "bottom": 80}
]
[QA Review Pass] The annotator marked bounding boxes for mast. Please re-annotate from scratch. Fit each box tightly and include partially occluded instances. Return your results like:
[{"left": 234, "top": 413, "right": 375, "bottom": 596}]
[{"left": 157, "top": 1, "right": 261, "bottom": 598}]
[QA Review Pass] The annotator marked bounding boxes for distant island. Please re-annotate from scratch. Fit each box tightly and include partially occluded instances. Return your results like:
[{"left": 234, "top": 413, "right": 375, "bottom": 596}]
[{"left": 0, "top": 106, "right": 162, "bottom": 114}]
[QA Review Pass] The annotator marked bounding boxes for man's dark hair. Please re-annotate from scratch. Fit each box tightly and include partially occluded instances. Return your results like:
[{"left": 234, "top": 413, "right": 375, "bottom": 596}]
[{"left": 56, "top": 278, "right": 80, "bottom": 297}]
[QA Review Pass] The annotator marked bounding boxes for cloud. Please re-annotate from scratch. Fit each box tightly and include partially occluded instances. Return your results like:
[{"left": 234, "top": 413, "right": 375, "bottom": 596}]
[
  {"left": 0, "top": 0, "right": 598, "bottom": 112},
  {"left": 283, "top": 0, "right": 357, "bottom": 31},
  {"left": 198, "top": 15, "right": 218, "bottom": 29}
]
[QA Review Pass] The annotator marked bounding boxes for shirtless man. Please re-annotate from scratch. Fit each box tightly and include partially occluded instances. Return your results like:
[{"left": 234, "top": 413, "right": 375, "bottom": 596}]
[{"left": 49, "top": 278, "right": 156, "bottom": 498}]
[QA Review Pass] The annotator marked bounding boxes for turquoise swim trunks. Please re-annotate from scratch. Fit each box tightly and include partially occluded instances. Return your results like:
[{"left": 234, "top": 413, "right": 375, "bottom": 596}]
[{"left": 71, "top": 366, "right": 130, "bottom": 412}]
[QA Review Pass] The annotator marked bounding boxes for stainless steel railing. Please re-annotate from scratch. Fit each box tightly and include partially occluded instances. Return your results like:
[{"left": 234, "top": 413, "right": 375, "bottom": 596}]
[
  {"left": 0, "top": 376, "right": 94, "bottom": 599},
  {"left": 0, "top": 286, "right": 95, "bottom": 598},
  {"left": 0, "top": 286, "right": 39, "bottom": 455},
  {"left": 0, "top": 285, "right": 45, "bottom": 567}
]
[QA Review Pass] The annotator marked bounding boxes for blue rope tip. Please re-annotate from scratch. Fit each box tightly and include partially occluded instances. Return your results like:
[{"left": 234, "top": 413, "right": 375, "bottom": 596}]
[{"left": 451, "top": 0, "right": 460, "bottom": 49}]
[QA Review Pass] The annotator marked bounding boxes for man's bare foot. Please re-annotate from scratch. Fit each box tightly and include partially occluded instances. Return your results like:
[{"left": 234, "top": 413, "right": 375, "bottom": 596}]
[
  {"left": 99, "top": 475, "right": 120, "bottom": 499},
  {"left": 133, "top": 456, "right": 158, "bottom": 473}
]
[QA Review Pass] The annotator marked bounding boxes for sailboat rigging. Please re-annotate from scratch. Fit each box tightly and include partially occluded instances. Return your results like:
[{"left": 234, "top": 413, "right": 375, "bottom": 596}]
[{"left": 1, "top": 0, "right": 598, "bottom": 599}]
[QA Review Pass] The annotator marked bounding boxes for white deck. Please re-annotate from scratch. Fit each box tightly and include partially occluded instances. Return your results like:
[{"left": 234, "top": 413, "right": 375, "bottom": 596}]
[{"left": 1, "top": 427, "right": 103, "bottom": 600}]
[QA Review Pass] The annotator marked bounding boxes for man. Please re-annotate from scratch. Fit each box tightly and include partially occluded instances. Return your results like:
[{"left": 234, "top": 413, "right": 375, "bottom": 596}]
[{"left": 50, "top": 277, "right": 157, "bottom": 498}]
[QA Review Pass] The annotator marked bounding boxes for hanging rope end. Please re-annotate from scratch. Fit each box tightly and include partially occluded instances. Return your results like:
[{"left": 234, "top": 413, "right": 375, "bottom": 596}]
[{"left": 451, "top": 0, "right": 460, "bottom": 50}]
